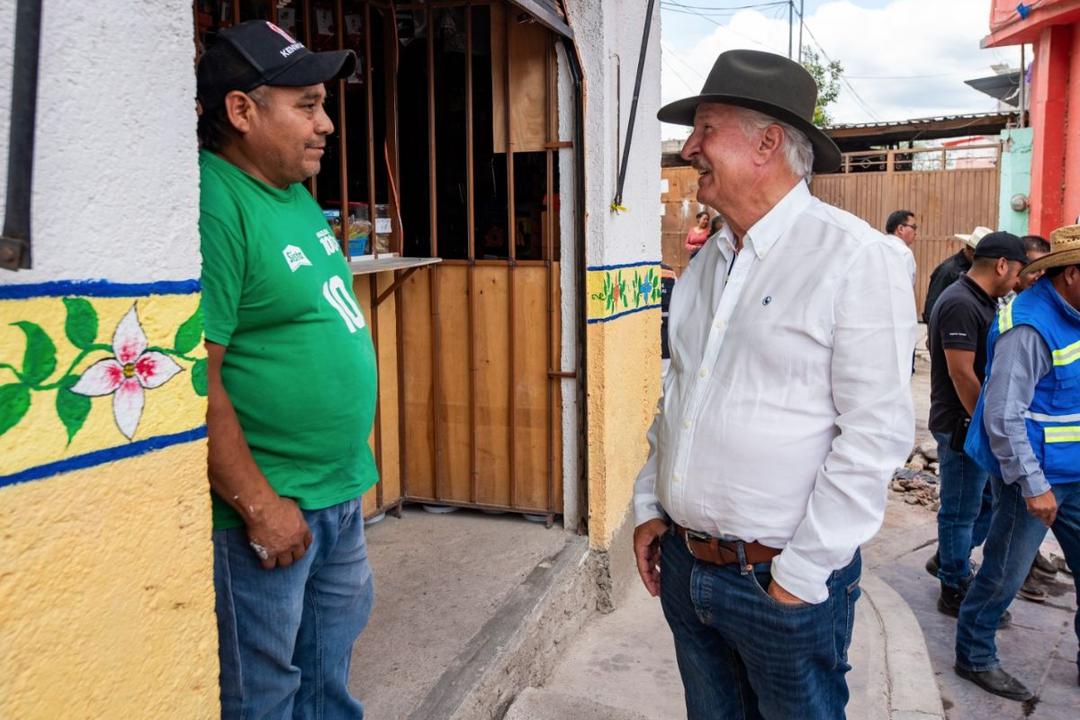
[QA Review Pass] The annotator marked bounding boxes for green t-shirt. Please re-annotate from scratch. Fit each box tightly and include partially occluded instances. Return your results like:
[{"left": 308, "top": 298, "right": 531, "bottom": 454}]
[{"left": 199, "top": 150, "right": 379, "bottom": 530}]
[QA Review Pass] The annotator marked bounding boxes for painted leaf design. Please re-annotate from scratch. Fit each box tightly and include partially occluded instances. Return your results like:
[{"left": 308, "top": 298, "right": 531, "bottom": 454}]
[
  {"left": 174, "top": 306, "right": 204, "bottom": 354},
  {"left": 62, "top": 298, "right": 98, "bottom": 349},
  {"left": 191, "top": 358, "right": 208, "bottom": 397},
  {"left": 0, "top": 383, "right": 31, "bottom": 436},
  {"left": 12, "top": 321, "right": 57, "bottom": 386},
  {"left": 56, "top": 376, "right": 91, "bottom": 444}
]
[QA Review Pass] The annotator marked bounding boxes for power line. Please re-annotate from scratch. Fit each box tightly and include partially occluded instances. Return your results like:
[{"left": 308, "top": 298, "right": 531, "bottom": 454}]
[
  {"left": 661, "top": 54, "right": 703, "bottom": 95},
  {"left": 800, "top": 21, "right": 881, "bottom": 121},
  {"left": 845, "top": 72, "right": 960, "bottom": 80},
  {"left": 659, "top": 38, "right": 709, "bottom": 83},
  {"left": 661, "top": 2, "right": 782, "bottom": 52},
  {"left": 662, "top": 0, "right": 788, "bottom": 12},
  {"left": 660, "top": 4, "right": 788, "bottom": 21}
]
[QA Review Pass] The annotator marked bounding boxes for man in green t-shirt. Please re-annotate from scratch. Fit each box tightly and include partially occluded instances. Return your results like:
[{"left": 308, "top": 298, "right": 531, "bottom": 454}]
[{"left": 197, "top": 21, "right": 378, "bottom": 719}]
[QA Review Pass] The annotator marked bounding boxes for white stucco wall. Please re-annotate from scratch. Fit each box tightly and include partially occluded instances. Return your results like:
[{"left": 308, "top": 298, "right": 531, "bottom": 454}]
[
  {"left": 557, "top": 1, "right": 663, "bottom": 548},
  {"left": 0, "top": 0, "right": 199, "bottom": 284},
  {"left": 562, "top": 0, "right": 662, "bottom": 267}
]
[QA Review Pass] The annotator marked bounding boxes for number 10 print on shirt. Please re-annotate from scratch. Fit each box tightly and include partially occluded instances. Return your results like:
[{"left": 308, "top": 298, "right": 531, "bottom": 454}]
[{"left": 323, "top": 275, "right": 367, "bottom": 333}]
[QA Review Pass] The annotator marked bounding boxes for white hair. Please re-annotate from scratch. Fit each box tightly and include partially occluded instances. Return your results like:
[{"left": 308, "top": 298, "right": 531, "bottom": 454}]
[{"left": 734, "top": 107, "right": 814, "bottom": 179}]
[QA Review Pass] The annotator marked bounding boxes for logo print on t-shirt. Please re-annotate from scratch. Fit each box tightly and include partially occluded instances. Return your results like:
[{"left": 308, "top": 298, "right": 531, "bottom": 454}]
[
  {"left": 283, "top": 244, "right": 312, "bottom": 272},
  {"left": 317, "top": 229, "right": 340, "bottom": 256}
]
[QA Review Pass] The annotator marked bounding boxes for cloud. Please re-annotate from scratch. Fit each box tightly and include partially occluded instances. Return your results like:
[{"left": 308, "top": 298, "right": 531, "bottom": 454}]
[{"left": 661, "top": 0, "right": 1016, "bottom": 138}]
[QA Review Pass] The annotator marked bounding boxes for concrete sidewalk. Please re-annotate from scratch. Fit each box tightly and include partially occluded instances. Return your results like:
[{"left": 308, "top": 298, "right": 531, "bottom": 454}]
[
  {"left": 874, "top": 533, "right": 1078, "bottom": 720},
  {"left": 349, "top": 508, "right": 594, "bottom": 720},
  {"left": 504, "top": 548, "right": 943, "bottom": 720}
]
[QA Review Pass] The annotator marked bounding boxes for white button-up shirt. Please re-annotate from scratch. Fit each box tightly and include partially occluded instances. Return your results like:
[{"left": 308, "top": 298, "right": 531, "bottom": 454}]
[
  {"left": 888, "top": 234, "right": 917, "bottom": 286},
  {"left": 634, "top": 181, "right": 918, "bottom": 603}
]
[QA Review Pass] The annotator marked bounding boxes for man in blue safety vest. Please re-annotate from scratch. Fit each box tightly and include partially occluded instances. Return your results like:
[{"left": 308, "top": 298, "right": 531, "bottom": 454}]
[{"left": 958, "top": 224, "right": 1080, "bottom": 700}]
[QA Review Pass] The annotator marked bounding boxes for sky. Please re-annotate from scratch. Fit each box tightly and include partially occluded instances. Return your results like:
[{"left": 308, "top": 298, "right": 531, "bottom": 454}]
[{"left": 659, "top": 0, "right": 1025, "bottom": 139}]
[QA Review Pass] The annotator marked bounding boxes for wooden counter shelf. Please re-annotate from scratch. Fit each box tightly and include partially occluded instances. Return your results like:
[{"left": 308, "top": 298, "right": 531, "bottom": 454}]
[{"left": 349, "top": 256, "right": 442, "bottom": 308}]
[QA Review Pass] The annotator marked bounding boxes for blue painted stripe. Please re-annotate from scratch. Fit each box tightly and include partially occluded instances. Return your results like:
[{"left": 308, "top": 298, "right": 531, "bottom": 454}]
[
  {"left": 0, "top": 279, "right": 200, "bottom": 299},
  {"left": 586, "top": 303, "right": 662, "bottom": 324},
  {"left": 0, "top": 426, "right": 208, "bottom": 488},
  {"left": 585, "top": 261, "right": 662, "bottom": 272}
]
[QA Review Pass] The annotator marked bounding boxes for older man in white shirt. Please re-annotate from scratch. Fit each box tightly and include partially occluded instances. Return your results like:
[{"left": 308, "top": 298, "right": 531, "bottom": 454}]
[{"left": 633, "top": 50, "right": 917, "bottom": 720}]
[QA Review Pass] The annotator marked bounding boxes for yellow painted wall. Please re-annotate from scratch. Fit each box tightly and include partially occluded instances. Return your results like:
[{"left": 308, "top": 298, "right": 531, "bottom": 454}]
[
  {"left": 0, "top": 442, "right": 216, "bottom": 718},
  {"left": 585, "top": 263, "right": 661, "bottom": 550},
  {"left": 0, "top": 290, "right": 216, "bottom": 718}
]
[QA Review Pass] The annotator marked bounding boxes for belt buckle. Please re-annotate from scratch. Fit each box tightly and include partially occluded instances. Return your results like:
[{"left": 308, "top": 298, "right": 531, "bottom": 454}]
[{"left": 684, "top": 529, "right": 711, "bottom": 559}]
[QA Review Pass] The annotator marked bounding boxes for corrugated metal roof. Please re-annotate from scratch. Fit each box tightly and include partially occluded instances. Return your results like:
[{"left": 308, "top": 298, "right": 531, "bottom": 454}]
[{"left": 825, "top": 111, "right": 1014, "bottom": 132}]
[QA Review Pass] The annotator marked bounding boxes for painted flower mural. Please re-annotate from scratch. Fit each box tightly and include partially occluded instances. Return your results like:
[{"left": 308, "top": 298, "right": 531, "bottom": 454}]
[
  {"left": 70, "top": 306, "right": 183, "bottom": 439},
  {"left": 0, "top": 298, "right": 205, "bottom": 444}
]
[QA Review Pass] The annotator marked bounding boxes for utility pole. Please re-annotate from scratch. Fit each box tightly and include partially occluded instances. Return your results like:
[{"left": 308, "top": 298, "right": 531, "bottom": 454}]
[
  {"left": 797, "top": 0, "right": 805, "bottom": 62},
  {"left": 788, "top": 0, "right": 793, "bottom": 58}
]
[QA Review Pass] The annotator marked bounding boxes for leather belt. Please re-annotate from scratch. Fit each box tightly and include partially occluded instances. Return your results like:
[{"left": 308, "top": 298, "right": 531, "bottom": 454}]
[{"left": 674, "top": 524, "right": 782, "bottom": 567}]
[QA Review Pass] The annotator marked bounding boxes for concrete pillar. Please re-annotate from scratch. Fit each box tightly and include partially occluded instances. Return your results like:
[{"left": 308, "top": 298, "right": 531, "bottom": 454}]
[
  {"left": 1028, "top": 25, "right": 1072, "bottom": 236},
  {"left": 1063, "top": 23, "right": 1080, "bottom": 226}
]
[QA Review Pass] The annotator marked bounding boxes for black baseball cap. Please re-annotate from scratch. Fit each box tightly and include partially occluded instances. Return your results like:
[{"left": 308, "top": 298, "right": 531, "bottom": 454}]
[
  {"left": 973, "top": 231, "right": 1028, "bottom": 264},
  {"left": 197, "top": 20, "right": 356, "bottom": 110}
]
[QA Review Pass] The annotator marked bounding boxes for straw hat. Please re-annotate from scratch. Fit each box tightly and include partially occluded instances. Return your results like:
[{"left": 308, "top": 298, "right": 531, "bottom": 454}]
[
  {"left": 954, "top": 226, "right": 993, "bottom": 249},
  {"left": 1023, "top": 224, "right": 1080, "bottom": 275}
]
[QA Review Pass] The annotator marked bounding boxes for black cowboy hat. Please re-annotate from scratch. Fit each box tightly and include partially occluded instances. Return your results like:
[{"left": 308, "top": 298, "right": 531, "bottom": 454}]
[{"left": 658, "top": 49, "right": 841, "bottom": 173}]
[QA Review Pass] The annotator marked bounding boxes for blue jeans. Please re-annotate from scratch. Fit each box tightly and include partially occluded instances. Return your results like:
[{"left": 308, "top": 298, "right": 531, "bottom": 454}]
[
  {"left": 214, "top": 497, "right": 375, "bottom": 720},
  {"left": 956, "top": 477, "right": 1080, "bottom": 672},
  {"left": 659, "top": 528, "right": 861, "bottom": 720},
  {"left": 934, "top": 431, "right": 993, "bottom": 590}
]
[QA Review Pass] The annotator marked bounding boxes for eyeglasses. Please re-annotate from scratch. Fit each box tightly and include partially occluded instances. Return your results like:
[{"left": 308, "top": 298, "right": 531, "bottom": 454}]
[{"left": 900, "top": 223, "right": 918, "bottom": 231}]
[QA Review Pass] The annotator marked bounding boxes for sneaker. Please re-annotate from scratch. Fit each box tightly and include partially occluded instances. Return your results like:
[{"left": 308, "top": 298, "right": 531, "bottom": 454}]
[
  {"left": 954, "top": 666, "right": 1033, "bottom": 701},
  {"left": 937, "top": 584, "right": 1011, "bottom": 627},
  {"left": 1017, "top": 569, "right": 1047, "bottom": 603}
]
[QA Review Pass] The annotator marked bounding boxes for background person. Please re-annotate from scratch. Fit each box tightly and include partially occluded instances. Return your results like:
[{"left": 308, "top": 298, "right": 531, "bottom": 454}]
[
  {"left": 685, "top": 211, "right": 711, "bottom": 257},
  {"left": 924, "top": 226, "right": 989, "bottom": 323},
  {"left": 1017, "top": 234, "right": 1051, "bottom": 292},
  {"left": 925, "top": 232, "right": 1028, "bottom": 621},
  {"left": 885, "top": 209, "right": 918, "bottom": 285},
  {"left": 198, "top": 21, "right": 378, "bottom": 718},
  {"left": 709, "top": 213, "right": 724, "bottom": 236},
  {"left": 956, "top": 226, "right": 1080, "bottom": 700}
]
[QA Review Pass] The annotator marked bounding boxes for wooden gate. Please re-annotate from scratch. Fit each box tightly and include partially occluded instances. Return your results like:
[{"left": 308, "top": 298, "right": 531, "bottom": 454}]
[
  {"left": 399, "top": 263, "right": 563, "bottom": 515},
  {"left": 810, "top": 145, "right": 1001, "bottom": 317}
]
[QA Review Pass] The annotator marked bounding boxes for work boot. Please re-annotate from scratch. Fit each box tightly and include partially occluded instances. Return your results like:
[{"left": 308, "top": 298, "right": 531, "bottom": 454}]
[
  {"left": 924, "top": 551, "right": 939, "bottom": 578},
  {"left": 1032, "top": 550, "right": 1059, "bottom": 580},
  {"left": 1017, "top": 567, "right": 1047, "bottom": 603},
  {"left": 954, "top": 666, "right": 1033, "bottom": 701},
  {"left": 926, "top": 551, "right": 975, "bottom": 583},
  {"left": 937, "top": 584, "right": 1011, "bottom": 627}
]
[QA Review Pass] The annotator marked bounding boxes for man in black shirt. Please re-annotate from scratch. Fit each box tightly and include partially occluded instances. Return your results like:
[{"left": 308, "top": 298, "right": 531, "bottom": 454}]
[
  {"left": 923, "top": 226, "right": 988, "bottom": 323},
  {"left": 927, "top": 231, "right": 1028, "bottom": 617}
]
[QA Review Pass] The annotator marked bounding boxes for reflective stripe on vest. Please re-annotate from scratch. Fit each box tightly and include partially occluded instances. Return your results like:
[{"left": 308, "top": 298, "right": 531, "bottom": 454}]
[
  {"left": 1025, "top": 410, "right": 1080, "bottom": 423},
  {"left": 1053, "top": 338, "right": 1080, "bottom": 367},
  {"left": 1045, "top": 425, "right": 1080, "bottom": 443},
  {"left": 998, "top": 299, "right": 1014, "bottom": 334}
]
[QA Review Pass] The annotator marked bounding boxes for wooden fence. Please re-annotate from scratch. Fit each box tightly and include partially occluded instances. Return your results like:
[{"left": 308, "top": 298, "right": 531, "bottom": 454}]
[{"left": 811, "top": 165, "right": 1000, "bottom": 317}]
